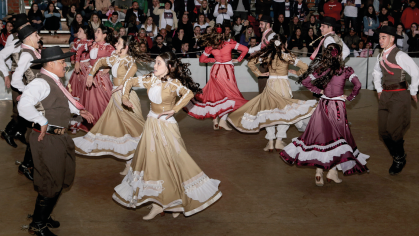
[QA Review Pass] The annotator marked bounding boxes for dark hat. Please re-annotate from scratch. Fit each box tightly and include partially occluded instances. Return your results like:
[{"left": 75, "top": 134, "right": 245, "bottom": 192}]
[
  {"left": 12, "top": 13, "right": 29, "bottom": 33},
  {"left": 31, "top": 46, "right": 75, "bottom": 64},
  {"left": 374, "top": 26, "right": 403, "bottom": 38},
  {"left": 260, "top": 15, "right": 272, "bottom": 24},
  {"left": 14, "top": 25, "right": 37, "bottom": 45},
  {"left": 319, "top": 16, "right": 338, "bottom": 28}
]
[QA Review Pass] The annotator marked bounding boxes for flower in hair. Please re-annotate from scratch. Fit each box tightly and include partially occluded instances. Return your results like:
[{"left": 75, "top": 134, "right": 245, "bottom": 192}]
[
  {"left": 216, "top": 27, "right": 222, "bottom": 34},
  {"left": 274, "top": 40, "right": 281, "bottom": 46},
  {"left": 331, "top": 48, "right": 339, "bottom": 57}
]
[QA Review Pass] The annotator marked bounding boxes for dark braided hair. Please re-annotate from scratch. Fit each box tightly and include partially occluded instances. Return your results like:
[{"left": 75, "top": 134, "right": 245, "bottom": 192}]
[
  {"left": 298, "top": 43, "right": 344, "bottom": 88},
  {"left": 120, "top": 36, "right": 153, "bottom": 63}
]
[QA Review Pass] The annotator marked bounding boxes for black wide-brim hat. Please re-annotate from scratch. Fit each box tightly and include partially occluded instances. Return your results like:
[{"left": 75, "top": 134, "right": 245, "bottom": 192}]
[
  {"left": 31, "top": 46, "right": 75, "bottom": 64},
  {"left": 12, "top": 13, "right": 29, "bottom": 33},
  {"left": 319, "top": 16, "right": 338, "bottom": 28},
  {"left": 260, "top": 15, "right": 272, "bottom": 24},
  {"left": 374, "top": 26, "right": 403, "bottom": 38},
  {"left": 15, "top": 25, "right": 37, "bottom": 45}
]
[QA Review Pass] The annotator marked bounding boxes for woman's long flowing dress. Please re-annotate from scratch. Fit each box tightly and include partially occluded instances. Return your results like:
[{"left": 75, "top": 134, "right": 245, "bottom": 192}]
[
  {"left": 113, "top": 74, "right": 222, "bottom": 216},
  {"left": 67, "top": 39, "right": 93, "bottom": 101}
]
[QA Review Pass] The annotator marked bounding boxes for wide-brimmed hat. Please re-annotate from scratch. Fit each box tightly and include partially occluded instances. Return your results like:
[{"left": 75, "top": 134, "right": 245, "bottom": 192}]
[
  {"left": 319, "top": 16, "right": 338, "bottom": 28},
  {"left": 260, "top": 15, "right": 272, "bottom": 24},
  {"left": 14, "top": 25, "right": 37, "bottom": 45},
  {"left": 31, "top": 46, "right": 75, "bottom": 64},
  {"left": 12, "top": 13, "right": 29, "bottom": 33},
  {"left": 374, "top": 26, "right": 403, "bottom": 38}
]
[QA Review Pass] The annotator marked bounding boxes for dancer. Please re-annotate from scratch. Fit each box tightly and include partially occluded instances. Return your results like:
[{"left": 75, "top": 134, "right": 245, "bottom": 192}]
[
  {"left": 74, "top": 36, "right": 151, "bottom": 175},
  {"left": 67, "top": 25, "right": 94, "bottom": 101},
  {"left": 372, "top": 26, "right": 419, "bottom": 175},
  {"left": 79, "top": 25, "right": 115, "bottom": 131},
  {"left": 228, "top": 35, "right": 317, "bottom": 152},
  {"left": 280, "top": 43, "right": 369, "bottom": 186},
  {"left": 113, "top": 52, "right": 222, "bottom": 220},
  {"left": 18, "top": 47, "right": 94, "bottom": 236},
  {"left": 184, "top": 25, "right": 249, "bottom": 130}
]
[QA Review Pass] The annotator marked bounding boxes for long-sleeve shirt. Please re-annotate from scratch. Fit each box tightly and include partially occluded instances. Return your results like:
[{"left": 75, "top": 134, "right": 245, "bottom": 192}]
[
  {"left": 44, "top": 11, "right": 61, "bottom": 18},
  {"left": 153, "top": 8, "right": 178, "bottom": 30},
  {"left": 213, "top": 4, "right": 234, "bottom": 24},
  {"left": 11, "top": 44, "right": 38, "bottom": 92},
  {"left": 302, "top": 67, "right": 361, "bottom": 101},
  {"left": 248, "top": 30, "right": 276, "bottom": 54},
  {"left": 363, "top": 16, "right": 379, "bottom": 34},
  {"left": 0, "top": 34, "right": 20, "bottom": 77},
  {"left": 200, "top": 41, "right": 249, "bottom": 64},
  {"left": 95, "top": 0, "right": 111, "bottom": 10},
  {"left": 70, "top": 39, "right": 93, "bottom": 62},
  {"left": 90, "top": 54, "right": 137, "bottom": 86},
  {"left": 18, "top": 69, "right": 80, "bottom": 126},
  {"left": 372, "top": 48, "right": 419, "bottom": 95},
  {"left": 323, "top": 1, "right": 342, "bottom": 21}
]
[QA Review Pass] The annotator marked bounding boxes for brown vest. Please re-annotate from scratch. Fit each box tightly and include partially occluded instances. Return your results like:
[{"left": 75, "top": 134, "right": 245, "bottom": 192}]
[
  {"left": 37, "top": 73, "right": 71, "bottom": 128},
  {"left": 19, "top": 49, "right": 42, "bottom": 85},
  {"left": 322, "top": 33, "right": 344, "bottom": 52},
  {"left": 379, "top": 47, "right": 406, "bottom": 87},
  {"left": 11, "top": 33, "right": 20, "bottom": 72},
  {"left": 259, "top": 30, "right": 275, "bottom": 74}
]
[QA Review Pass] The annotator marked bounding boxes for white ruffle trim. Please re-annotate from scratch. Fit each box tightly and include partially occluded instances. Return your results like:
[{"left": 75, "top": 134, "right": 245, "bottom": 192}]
[
  {"left": 74, "top": 132, "right": 141, "bottom": 157},
  {"left": 183, "top": 172, "right": 221, "bottom": 203},
  {"left": 240, "top": 100, "right": 317, "bottom": 129},
  {"left": 185, "top": 97, "right": 236, "bottom": 116}
]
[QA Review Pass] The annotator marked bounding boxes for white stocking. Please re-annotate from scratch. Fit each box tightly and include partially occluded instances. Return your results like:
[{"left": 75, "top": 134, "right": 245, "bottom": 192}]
[{"left": 220, "top": 114, "right": 228, "bottom": 120}]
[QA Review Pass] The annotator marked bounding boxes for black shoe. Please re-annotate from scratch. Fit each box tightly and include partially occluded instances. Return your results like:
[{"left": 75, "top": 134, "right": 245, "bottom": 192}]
[
  {"left": 18, "top": 145, "right": 34, "bottom": 181},
  {"left": 18, "top": 164, "right": 34, "bottom": 181},
  {"left": 27, "top": 194, "right": 57, "bottom": 236},
  {"left": 14, "top": 130, "right": 27, "bottom": 145},
  {"left": 28, "top": 222, "right": 57, "bottom": 236},
  {"left": 1, "top": 130, "right": 17, "bottom": 148},
  {"left": 46, "top": 216, "right": 60, "bottom": 228},
  {"left": 389, "top": 155, "right": 407, "bottom": 175}
]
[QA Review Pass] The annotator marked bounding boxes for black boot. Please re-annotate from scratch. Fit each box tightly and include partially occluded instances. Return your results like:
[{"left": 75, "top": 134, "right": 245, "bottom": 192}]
[
  {"left": 389, "top": 139, "right": 407, "bottom": 175},
  {"left": 18, "top": 145, "right": 34, "bottom": 181},
  {"left": 28, "top": 195, "right": 57, "bottom": 236},
  {"left": 0, "top": 120, "right": 18, "bottom": 148},
  {"left": 45, "top": 191, "right": 61, "bottom": 229},
  {"left": 13, "top": 125, "right": 27, "bottom": 145}
]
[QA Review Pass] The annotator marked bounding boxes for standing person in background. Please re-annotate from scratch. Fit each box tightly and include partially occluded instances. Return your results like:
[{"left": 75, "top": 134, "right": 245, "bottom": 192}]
[
  {"left": 95, "top": 0, "right": 111, "bottom": 19},
  {"left": 28, "top": 3, "right": 44, "bottom": 32},
  {"left": 363, "top": 5, "right": 379, "bottom": 42},
  {"left": 70, "top": 13, "right": 89, "bottom": 43},
  {"left": 174, "top": 0, "right": 196, "bottom": 21},
  {"left": 341, "top": 0, "right": 361, "bottom": 35},
  {"left": 153, "top": 1, "right": 178, "bottom": 34},
  {"left": 407, "top": 23, "right": 419, "bottom": 58},
  {"left": 126, "top": 1, "right": 145, "bottom": 30},
  {"left": 272, "top": 0, "right": 285, "bottom": 22},
  {"left": 231, "top": 0, "right": 251, "bottom": 21},
  {"left": 395, "top": 23, "right": 409, "bottom": 52},
  {"left": 323, "top": 0, "right": 342, "bottom": 32},
  {"left": 44, "top": 2, "right": 62, "bottom": 34},
  {"left": 401, "top": 0, "right": 419, "bottom": 31},
  {"left": 213, "top": 0, "right": 234, "bottom": 25},
  {"left": 292, "top": 0, "right": 309, "bottom": 22}
]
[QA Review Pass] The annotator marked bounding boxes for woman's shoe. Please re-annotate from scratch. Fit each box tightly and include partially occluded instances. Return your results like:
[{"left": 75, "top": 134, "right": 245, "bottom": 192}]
[
  {"left": 143, "top": 204, "right": 164, "bottom": 220},
  {"left": 173, "top": 213, "right": 180, "bottom": 218},
  {"left": 119, "top": 162, "right": 130, "bottom": 176},
  {"left": 263, "top": 140, "right": 274, "bottom": 152},
  {"left": 275, "top": 139, "right": 287, "bottom": 151},
  {"left": 315, "top": 168, "right": 324, "bottom": 186},
  {"left": 213, "top": 118, "right": 219, "bottom": 130},
  {"left": 326, "top": 168, "right": 342, "bottom": 183},
  {"left": 218, "top": 119, "right": 232, "bottom": 131}
]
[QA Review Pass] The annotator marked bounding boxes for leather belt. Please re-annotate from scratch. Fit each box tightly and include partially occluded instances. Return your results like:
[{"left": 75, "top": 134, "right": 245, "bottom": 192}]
[
  {"left": 33, "top": 124, "right": 66, "bottom": 135},
  {"left": 383, "top": 81, "right": 407, "bottom": 91}
]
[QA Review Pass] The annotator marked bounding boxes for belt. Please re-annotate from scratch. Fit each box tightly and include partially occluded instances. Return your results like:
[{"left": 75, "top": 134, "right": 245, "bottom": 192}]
[
  {"left": 383, "top": 81, "right": 407, "bottom": 91},
  {"left": 33, "top": 123, "right": 66, "bottom": 135}
]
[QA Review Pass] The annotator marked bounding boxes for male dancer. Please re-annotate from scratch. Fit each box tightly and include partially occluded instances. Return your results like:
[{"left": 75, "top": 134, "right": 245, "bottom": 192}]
[
  {"left": 19, "top": 47, "right": 94, "bottom": 236},
  {"left": 372, "top": 26, "right": 419, "bottom": 175}
]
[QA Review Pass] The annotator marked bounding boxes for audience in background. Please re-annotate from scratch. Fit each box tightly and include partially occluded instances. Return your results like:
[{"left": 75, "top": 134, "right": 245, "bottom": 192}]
[
  {"left": 363, "top": 5, "right": 380, "bottom": 41},
  {"left": 70, "top": 13, "right": 88, "bottom": 43},
  {"left": 126, "top": 1, "right": 145, "bottom": 30},
  {"left": 150, "top": 34, "right": 171, "bottom": 56},
  {"left": 341, "top": 0, "right": 361, "bottom": 34},
  {"left": 136, "top": 28, "right": 154, "bottom": 49},
  {"left": 89, "top": 13, "right": 102, "bottom": 32},
  {"left": 292, "top": 0, "right": 309, "bottom": 22},
  {"left": 44, "top": 2, "right": 62, "bottom": 33},
  {"left": 288, "top": 27, "right": 307, "bottom": 57},
  {"left": 239, "top": 26, "right": 255, "bottom": 46},
  {"left": 153, "top": 1, "right": 178, "bottom": 33},
  {"left": 104, "top": 12, "right": 123, "bottom": 32},
  {"left": 213, "top": 0, "right": 233, "bottom": 24},
  {"left": 407, "top": 23, "right": 419, "bottom": 57},
  {"left": 273, "top": 14, "right": 290, "bottom": 38},
  {"left": 396, "top": 23, "right": 409, "bottom": 52},
  {"left": 0, "top": 20, "right": 13, "bottom": 50},
  {"left": 28, "top": 3, "right": 45, "bottom": 32},
  {"left": 401, "top": 0, "right": 419, "bottom": 30},
  {"left": 67, "top": 4, "right": 78, "bottom": 27}
]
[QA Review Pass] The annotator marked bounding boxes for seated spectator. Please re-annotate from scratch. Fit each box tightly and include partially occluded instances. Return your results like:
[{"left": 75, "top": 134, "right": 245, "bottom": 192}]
[
  {"left": 154, "top": 1, "right": 178, "bottom": 33},
  {"left": 39, "top": 0, "right": 63, "bottom": 11},
  {"left": 89, "top": 13, "right": 102, "bottom": 32},
  {"left": 70, "top": 13, "right": 89, "bottom": 43},
  {"left": 158, "top": 28, "right": 173, "bottom": 48},
  {"left": 150, "top": 34, "right": 171, "bottom": 56},
  {"left": 396, "top": 23, "right": 409, "bottom": 52},
  {"left": 232, "top": 16, "right": 246, "bottom": 41},
  {"left": 104, "top": 12, "right": 123, "bottom": 32},
  {"left": 401, "top": 0, "right": 419, "bottom": 31},
  {"left": 80, "top": 0, "right": 96, "bottom": 21},
  {"left": 379, "top": 6, "right": 394, "bottom": 26},
  {"left": 407, "top": 23, "right": 419, "bottom": 57},
  {"left": 96, "top": 0, "right": 111, "bottom": 19},
  {"left": 213, "top": 0, "right": 233, "bottom": 25},
  {"left": 274, "top": 14, "right": 290, "bottom": 38},
  {"left": 105, "top": 5, "right": 115, "bottom": 20},
  {"left": 172, "top": 28, "right": 189, "bottom": 51},
  {"left": 223, "top": 24, "right": 234, "bottom": 41},
  {"left": 255, "top": 0, "right": 273, "bottom": 20},
  {"left": 61, "top": 0, "right": 79, "bottom": 19},
  {"left": 289, "top": 16, "right": 302, "bottom": 38},
  {"left": 28, "top": 3, "right": 44, "bottom": 32},
  {"left": 191, "top": 26, "right": 203, "bottom": 53},
  {"left": 177, "top": 42, "right": 197, "bottom": 58},
  {"left": 363, "top": 5, "right": 379, "bottom": 40},
  {"left": 288, "top": 28, "right": 307, "bottom": 57},
  {"left": 44, "top": 2, "right": 62, "bottom": 33},
  {"left": 205, "top": 26, "right": 213, "bottom": 35},
  {"left": 239, "top": 26, "right": 254, "bottom": 47},
  {"left": 344, "top": 27, "right": 360, "bottom": 55},
  {"left": 198, "top": 0, "right": 214, "bottom": 21},
  {"left": 302, "top": 14, "right": 319, "bottom": 37},
  {"left": 141, "top": 16, "right": 159, "bottom": 39},
  {"left": 136, "top": 28, "right": 153, "bottom": 49},
  {"left": 284, "top": 0, "right": 292, "bottom": 23},
  {"left": 354, "top": 41, "right": 373, "bottom": 57},
  {"left": 149, "top": 0, "right": 161, "bottom": 24},
  {"left": 115, "top": 0, "right": 133, "bottom": 13},
  {"left": 67, "top": 4, "right": 78, "bottom": 27},
  {"left": 0, "top": 20, "right": 13, "bottom": 50},
  {"left": 194, "top": 13, "right": 210, "bottom": 34},
  {"left": 292, "top": 0, "right": 309, "bottom": 22},
  {"left": 119, "top": 27, "right": 127, "bottom": 37},
  {"left": 139, "top": 41, "right": 149, "bottom": 53},
  {"left": 178, "top": 14, "right": 194, "bottom": 41},
  {"left": 305, "top": 28, "right": 319, "bottom": 55},
  {"left": 248, "top": 36, "right": 258, "bottom": 49},
  {"left": 174, "top": 0, "right": 195, "bottom": 22},
  {"left": 126, "top": 1, "right": 146, "bottom": 30},
  {"left": 341, "top": 0, "right": 361, "bottom": 34}
]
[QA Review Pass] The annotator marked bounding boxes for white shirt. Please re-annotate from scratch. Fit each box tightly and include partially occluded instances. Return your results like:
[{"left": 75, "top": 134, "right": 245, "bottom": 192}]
[
  {"left": 372, "top": 48, "right": 419, "bottom": 95},
  {"left": 285, "top": 2, "right": 291, "bottom": 18},
  {"left": 161, "top": 10, "right": 174, "bottom": 29},
  {"left": 141, "top": 24, "right": 158, "bottom": 37},
  {"left": 213, "top": 4, "right": 233, "bottom": 24},
  {"left": 11, "top": 44, "right": 38, "bottom": 92},
  {"left": 248, "top": 30, "right": 276, "bottom": 54},
  {"left": 18, "top": 69, "right": 80, "bottom": 126},
  {"left": 342, "top": 0, "right": 361, "bottom": 17},
  {"left": 236, "top": 0, "right": 246, "bottom": 12},
  {"left": 0, "top": 34, "right": 21, "bottom": 77},
  {"left": 324, "top": 36, "right": 350, "bottom": 60},
  {"left": 193, "top": 22, "right": 209, "bottom": 34}
]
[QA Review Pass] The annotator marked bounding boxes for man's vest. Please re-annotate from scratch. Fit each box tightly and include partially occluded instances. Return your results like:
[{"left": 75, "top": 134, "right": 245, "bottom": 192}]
[{"left": 379, "top": 47, "right": 406, "bottom": 89}]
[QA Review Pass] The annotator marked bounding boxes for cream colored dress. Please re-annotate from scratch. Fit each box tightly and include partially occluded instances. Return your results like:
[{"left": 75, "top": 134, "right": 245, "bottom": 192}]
[
  {"left": 74, "top": 54, "right": 145, "bottom": 159},
  {"left": 113, "top": 74, "right": 222, "bottom": 216},
  {"left": 228, "top": 53, "right": 317, "bottom": 133}
]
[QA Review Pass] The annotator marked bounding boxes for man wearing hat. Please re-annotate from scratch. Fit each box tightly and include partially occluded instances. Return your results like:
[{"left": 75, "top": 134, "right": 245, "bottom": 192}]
[
  {"left": 0, "top": 13, "right": 30, "bottom": 148},
  {"left": 309, "top": 16, "right": 350, "bottom": 60},
  {"left": 372, "top": 26, "right": 419, "bottom": 175},
  {"left": 19, "top": 46, "right": 94, "bottom": 236}
]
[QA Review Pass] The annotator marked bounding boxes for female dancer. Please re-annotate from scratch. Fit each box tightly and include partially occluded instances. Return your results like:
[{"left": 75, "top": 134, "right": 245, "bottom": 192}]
[
  {"left": 228, "top": 35, "right": 317, "bottom": 152},
  {"left": 74, "top": 36, "right": 150, "bottom": 174},
  {"left": 280, "top": 43, "right": 369, "bottom": 186},
  {"left": 79, "top": 25, "right": 115, "bottom": 131},
  {"left": 113, "top": 52, "right": 221, "bottom": 220},
  {"left": 184, "top": 25, "right": 249, "bottom": 130}
]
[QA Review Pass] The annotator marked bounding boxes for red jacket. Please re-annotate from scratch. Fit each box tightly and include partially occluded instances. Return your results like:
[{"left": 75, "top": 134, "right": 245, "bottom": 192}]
[
  {"left": 401, "top": 7, "right": 419, "bottom": 29},
  {"left": 323, "top": 1, "right": 342, "bottom": 21}
]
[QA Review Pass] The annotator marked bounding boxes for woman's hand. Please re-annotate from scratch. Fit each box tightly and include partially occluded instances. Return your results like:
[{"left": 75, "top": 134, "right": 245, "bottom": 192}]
[
  {"left": 157, "top": 110, "right": 175, "bottom": 120},
  {"left": 74, "top": 62, "right": 80, "bottom": 73},
  {"left": 122, "top": 97, "right": 134, "bottom": 108},
  {"left": 86, "top": 75, "right": 95, "bottom": 87},
  {"left": 80, "top": 110, "right": 95, "bottom": 123},
  {"left": 288, "top": 69, "right": 297, "bottom": 75},
  {"left": 112, "top": 85, "right": 123, "bottom": 93},
  {"left": 339, "top": 95, "right": 348, "bottom": 100},
  {"left": 260, "top": 72, "right": 269, "bottom": 76},
  {"left": 232, "top": 59, "right": 239, "bottom": 63}
]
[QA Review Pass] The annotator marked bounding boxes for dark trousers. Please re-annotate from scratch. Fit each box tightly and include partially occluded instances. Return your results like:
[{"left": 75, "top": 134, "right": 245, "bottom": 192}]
[
  {"left": 378, "top": 90, "right": 411, "bottom": 142},
  {"left": 273, "top": 2, "right": 285, "bottom": 22},
  {"left": 233, "top": 11, "right": 248, "bottom": 21},
  {"left": 11, "top": 86, "right": 21, "bottom": 122},
  {"left": 344, "top": 16, "right": 357, "bottom": 34},
  {"left": 258, "top": 77, "right": 268, "bottom": 93}
]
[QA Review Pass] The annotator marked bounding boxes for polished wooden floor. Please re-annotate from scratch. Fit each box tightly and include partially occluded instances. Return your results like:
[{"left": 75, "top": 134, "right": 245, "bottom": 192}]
[{"left": 1, "top": 90, "right": 419, "bottom": 236}]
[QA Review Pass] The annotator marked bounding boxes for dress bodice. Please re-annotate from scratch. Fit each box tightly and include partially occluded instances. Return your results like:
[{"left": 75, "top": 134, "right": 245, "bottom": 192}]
[
  {"left": 248, "top": 53, "right": 308, "bottom": 77},
  {"left": 200, "top": 41, "right": 249, "bottom": 63},
  {"left": 90, "top": 54, "right": 137, "bottom": 86},
  {"left": 70, "top": 39, "right": 93, "bottom": 62},
  {"left": 88, "top": 42, "right": 115, "bottom": 67}
]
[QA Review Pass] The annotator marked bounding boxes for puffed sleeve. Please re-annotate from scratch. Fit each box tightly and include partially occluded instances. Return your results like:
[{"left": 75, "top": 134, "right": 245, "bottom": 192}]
[
  {"left": 199, "top": 47, "right": 216, "bottom": 63},
  {"left": 122, "top": 74, "right": 153, "bottom": 100},
  {"left": 345, "top": 67, "right": 361, "bottom": 101},
  {"left": 247, "top": 57, "right": 262, "bottom": 77},
  {"left": 70, "top": 41, "right": 78, "bottom": 62},
  {"left": 301, "top": 70, "right": 330, "bottom": 94},
  {"left": 293, "top": 58, "right": 309, "bottom": 76},
  {"left": 171, "top": 80, "right": 194, "bottom": 113}
]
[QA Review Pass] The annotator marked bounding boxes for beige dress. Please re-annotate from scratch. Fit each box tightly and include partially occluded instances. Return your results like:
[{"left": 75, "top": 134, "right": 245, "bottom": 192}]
[
  {"left": 113, "top": 74, "right": 222, "bottom": 216},
  {"left": 74, "top": 54, "right": 145, "bottom": 160},
  {"left": 228, "top": 53, "right": 317, "bottom": 134}
]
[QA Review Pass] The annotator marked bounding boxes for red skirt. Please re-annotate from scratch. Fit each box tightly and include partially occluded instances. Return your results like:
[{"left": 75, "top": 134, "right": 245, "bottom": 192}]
[
  {"left": 66, "top": 61, "right": 90, "bottom": 101},
  {"left": 184, "top": 64, "right": 248, "bottom": 119}
]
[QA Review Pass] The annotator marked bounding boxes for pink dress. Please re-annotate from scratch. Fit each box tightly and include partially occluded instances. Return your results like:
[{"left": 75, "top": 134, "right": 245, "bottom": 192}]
[
  {"left": 67, "top": 39, "right": 93, "bottom": 100},
  {"left": 280, "top": 67, "right": 369, "bottom": 175},
  {"left": 79, "top": 41, "right": 115, "bottom": 131},
  {"left": 184, "top": 41, "right": 249, "bottom": 119}
]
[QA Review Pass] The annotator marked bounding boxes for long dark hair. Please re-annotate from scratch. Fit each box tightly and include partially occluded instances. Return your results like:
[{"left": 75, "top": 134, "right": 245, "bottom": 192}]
[
  {"left": 248, "top": 34, "right": 295, "bottom": 68},
  {"left": 79, "top": 25, "right": 94, "bottom": 40},
  {"left": 159, "top": 51, "right": 202, "bottom": 94},
  {"left": 97, "top": 25, "right": 117, "bottom": 46},
  {"left": 47, "top": 2, "right": 60, "bottom": 14},
  {"left": 365, "top": 5, "right": 377, "bottom": 23},
  {"left": 28, "top": 3, "right": 43, "bottom": 19},
  {"left": 200, "top": 24, "right": 226, "bottom": 49},
  {"left": 1, "top": 21, "right": 13, "bottom": 35},
  {"left": 298, "top": 43, "right": 344, "bottom": 88},
  {"left": 71, "top": 13, "right": 85, "bottom": 34},
  {"left": 120, "top": 36, "right": 153, "bottom": 63}
]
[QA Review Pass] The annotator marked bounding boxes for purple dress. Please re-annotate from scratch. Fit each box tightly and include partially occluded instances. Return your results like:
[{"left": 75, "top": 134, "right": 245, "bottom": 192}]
[{"left": 280, "top": 67, "right": 369, "bottom": 175}]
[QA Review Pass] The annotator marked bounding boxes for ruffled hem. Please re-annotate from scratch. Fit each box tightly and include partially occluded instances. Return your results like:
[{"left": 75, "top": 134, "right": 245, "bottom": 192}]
[
  {"left": 183, "top": 97, "right": 236, "bottom": 119},
  {"left": 74, "top": 133, "right": 142, "bottom": 160},
  {"left": 183, "top": 172, "right": 221, "bottom": 203}
]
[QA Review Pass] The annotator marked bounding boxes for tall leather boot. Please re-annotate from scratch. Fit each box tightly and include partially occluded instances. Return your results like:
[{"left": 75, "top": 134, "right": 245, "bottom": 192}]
[
  {"left": 389, "top": 139, "right": 406, "bottom": 175},
  {"left": 14, "top": 124, "right": 27, "bottom": 145},
  {"left": 28, "top": 194, "right": 57, "bottom": 236},
  {"left": 18, "top": 145, "right": 34, "bottom": 181},
  {"left": 45, "top": 191, "right": 61, "bottom": 229},
  {"left": 383, "top": 138, "right": 395, "bottom": 156},
  {"left": 0, "top": 119, "right": 18, "bottom": 148}
]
